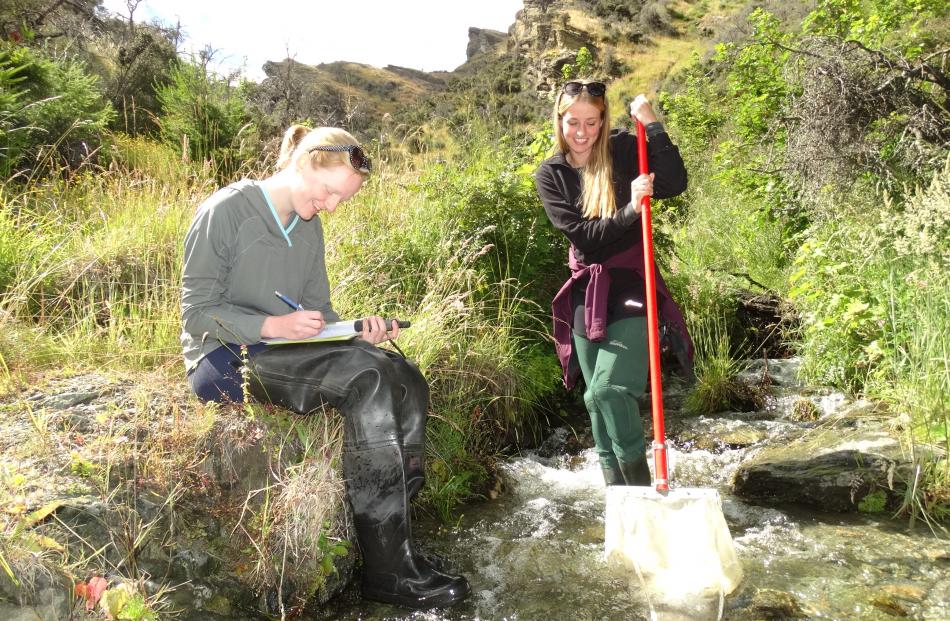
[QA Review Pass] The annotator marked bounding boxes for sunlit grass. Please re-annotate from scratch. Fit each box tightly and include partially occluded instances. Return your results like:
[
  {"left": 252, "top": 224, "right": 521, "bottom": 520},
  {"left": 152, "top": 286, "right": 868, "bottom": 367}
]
[
  {"left": 883, "top": 274, "right": 950, "bottom": 526},
  {"left": 1, "top": 117, "right": 560, "bottom": 515}
]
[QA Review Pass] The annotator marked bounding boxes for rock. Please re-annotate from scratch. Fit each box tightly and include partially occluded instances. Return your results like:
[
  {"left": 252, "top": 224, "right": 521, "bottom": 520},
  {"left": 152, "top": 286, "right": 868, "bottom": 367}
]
[
  {"left": 871, "top": 592, "right": 911, "bottom": 616},
  {"left": 879, "top": 583, "right": 927, "bottom": 603},
  {"left": 767, "top": 391, "right": 848, "bottom": 422},
  {"left": 0, "top": 580, "right": 72, "bottom": 621},
  {"left": 789, "top": 398, "right": 822, "bottom": 422},
  {"left": 509, "top": 0, "right": 600, "bottom": 93},
  {"left": 535, "top": 426, "right": 572, "bottom": 458},
  {"left": 738, "top": 358, "right": 803, "bottom": 389},
  {"left": 39, "top": 391, "right": 101, "bottom": 410},
  {"left": 671, "top": 417, "right": 771, "bottom": 451},
  {"left": 466, "top": 27, "right": 508, "bottom": 61},
  {"left": 732, "top": 427, "right": 909, "bottom": 512},
  {"left": 749, "top": 588, "right": 808, "bottom": 618}
]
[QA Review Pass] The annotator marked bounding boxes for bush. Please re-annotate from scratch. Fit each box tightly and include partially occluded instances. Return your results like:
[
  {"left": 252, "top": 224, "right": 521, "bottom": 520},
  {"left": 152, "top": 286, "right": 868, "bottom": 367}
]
[
  {"left": 0, "top": 43, "right": 114, "bottom": 177},
  {"left": 156, "top": 59, "right": 258, "bottom": 180},
  {"left": 790, "top": 158, "right": 950, "bottom": 392}
]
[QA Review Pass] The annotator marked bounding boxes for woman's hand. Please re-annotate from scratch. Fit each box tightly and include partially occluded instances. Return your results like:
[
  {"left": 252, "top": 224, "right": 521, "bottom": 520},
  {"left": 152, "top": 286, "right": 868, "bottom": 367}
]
[
  {"left": 629, "top": 94, "right": 658, "bottom": 125},
  {"left": 630, "top": 173, "right": 654, "bottom": 214},
  {"left": 261, "top": 311, "right": 326, "bottom": 339},
  {"left": 358, "top": 315, "right": 400, "bottom": 345}
]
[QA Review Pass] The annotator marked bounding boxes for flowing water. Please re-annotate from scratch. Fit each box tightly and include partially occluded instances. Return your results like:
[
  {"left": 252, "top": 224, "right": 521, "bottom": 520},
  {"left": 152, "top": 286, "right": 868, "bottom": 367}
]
[{"left": 314, "top": 369, "right": 950, "bottom": 621}]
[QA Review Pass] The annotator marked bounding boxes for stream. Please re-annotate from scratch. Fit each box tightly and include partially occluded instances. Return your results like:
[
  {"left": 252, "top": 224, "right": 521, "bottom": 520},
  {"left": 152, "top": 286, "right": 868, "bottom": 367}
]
[{"left": 312, "top": 361, "right": 950, "bottom": 621}]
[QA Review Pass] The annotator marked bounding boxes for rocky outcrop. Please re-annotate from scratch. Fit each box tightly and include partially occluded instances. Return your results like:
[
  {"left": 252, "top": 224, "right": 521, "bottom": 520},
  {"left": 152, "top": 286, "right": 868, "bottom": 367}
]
[
  {"left": 508, "top": 0, "right": 601, "bottom": 94},
  {"left": 466, "top": 27, "right": 508, "bottom": 61}
]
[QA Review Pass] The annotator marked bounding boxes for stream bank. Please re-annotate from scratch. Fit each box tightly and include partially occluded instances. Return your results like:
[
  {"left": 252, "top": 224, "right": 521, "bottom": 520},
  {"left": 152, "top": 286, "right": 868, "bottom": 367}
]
[{"left": 1, "top": 359, "right": 947, "bottom": 620}]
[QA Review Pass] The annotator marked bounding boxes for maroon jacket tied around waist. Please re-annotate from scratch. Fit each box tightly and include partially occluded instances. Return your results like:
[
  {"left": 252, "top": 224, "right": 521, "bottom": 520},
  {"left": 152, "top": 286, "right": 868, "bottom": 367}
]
[{"left": 551, "top": 243, "right": 692, "bottom": 390}]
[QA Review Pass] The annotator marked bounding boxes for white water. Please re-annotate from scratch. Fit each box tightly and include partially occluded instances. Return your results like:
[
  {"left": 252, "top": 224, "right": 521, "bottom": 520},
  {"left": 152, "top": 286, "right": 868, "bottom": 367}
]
[
  {"left": 317, "top": 438, "right": 950, "bottom": 621},
  {"left": 316, "top": 360, "right": 948, "bottom": 620}
]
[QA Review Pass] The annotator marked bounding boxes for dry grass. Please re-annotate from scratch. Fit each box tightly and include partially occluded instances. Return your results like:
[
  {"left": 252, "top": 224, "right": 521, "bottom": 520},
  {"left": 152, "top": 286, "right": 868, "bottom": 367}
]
[{"left": 0, "top": 368, "right": 351, "bottom": 617}]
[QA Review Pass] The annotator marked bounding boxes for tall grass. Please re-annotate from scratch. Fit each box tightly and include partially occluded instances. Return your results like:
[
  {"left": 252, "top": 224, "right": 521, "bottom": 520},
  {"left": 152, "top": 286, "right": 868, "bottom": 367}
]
[
  {"left": 682, "top": 313, "right": 742, "bottom": 415},
  {"left": 0, "top": 154, "right": 197, "bottom": 376},
  {"left": 884, "top": 275, "right": 950, "bottom": 525},
  {"left": 1, "top": 116, "right": 562, "bottom": 515}
]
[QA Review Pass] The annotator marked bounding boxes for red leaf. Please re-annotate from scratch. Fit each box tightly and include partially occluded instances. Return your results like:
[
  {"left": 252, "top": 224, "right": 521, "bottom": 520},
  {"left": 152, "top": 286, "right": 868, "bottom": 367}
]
[{"left": 85, "top": 576, "right": 108, "bottom": 610}]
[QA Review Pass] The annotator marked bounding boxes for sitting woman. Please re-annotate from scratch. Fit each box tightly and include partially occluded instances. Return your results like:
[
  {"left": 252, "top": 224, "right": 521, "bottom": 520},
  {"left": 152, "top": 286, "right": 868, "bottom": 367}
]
[{"left": 180, "top": 124, "right": 469, "bottom": 610}]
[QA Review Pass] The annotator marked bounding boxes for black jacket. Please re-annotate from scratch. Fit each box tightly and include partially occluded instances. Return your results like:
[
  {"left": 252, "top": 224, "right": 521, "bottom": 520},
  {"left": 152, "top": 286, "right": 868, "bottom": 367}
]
[{"left": 534, "top": 128, "right": 687, "bottom": 266}]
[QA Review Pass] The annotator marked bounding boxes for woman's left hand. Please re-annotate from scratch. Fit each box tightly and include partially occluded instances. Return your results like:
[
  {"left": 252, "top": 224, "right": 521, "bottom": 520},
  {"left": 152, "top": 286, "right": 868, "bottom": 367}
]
[
  {"left": 358, "top": 316, "right": 400, "bottom": 345},
  {"left": 630, "top": 173, "right": 654, "bottom": 214}
]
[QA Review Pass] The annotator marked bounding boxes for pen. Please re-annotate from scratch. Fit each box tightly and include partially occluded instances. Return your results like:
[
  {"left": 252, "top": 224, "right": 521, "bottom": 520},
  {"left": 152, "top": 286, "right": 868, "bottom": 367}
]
[{"left": 274, "top": 291, "right": 304, "bottom": 311}]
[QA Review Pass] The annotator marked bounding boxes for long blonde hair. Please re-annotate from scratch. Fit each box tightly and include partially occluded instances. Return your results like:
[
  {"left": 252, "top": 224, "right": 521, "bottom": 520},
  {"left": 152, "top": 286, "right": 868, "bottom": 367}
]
[
  {"left": 553, "top": 86, "right": 615, "bottom": 219},
  {"left": 275, "top": 125, "right": 370, "bottom": 179}
]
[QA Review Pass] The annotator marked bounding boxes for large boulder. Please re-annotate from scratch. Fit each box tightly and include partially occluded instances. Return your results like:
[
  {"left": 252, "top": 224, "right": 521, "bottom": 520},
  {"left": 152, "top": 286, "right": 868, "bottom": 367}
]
[{"left": 732, "top": 420, "right": 912, "bottom": 512}]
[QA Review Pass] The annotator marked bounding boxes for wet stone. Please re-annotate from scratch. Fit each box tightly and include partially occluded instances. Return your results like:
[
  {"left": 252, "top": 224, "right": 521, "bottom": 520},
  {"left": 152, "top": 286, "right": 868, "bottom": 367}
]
[
  {"left": 789, "top": 398, "right": 821, "bottom": 422},
  {"left": 671, "top": 418, "right": 770, "bottom": 451},
  {"left": 749, "top": 588, "right": 808, "bottom": 619},
  {"left": 871, "top": 592, "right": 911, "bottom": 617},
  {"left": 739, "top": 358, "right": 803, "bottom": 389},
  {"left": 534, "top": 427, "right": 571, "bottom": 458},
  {"left": 732, "top": 427, "right": 909, "bottom": 511},
  {"left": 879, "top": 583, "right": 927, "bottom": 603}
]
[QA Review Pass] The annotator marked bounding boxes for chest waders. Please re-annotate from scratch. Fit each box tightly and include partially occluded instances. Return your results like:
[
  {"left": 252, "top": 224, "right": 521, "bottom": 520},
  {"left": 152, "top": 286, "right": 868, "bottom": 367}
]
[{"left": 246, "top": 339, "right": 469, "bottom": 609}]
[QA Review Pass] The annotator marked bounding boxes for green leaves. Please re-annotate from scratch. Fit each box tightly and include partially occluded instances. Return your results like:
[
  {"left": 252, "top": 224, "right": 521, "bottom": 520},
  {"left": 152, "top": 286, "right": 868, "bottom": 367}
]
[
  {"left": 561, "top": 47, "right": 595, "bottom": 80},
  {"left": 155, "top": 59, "right": 257, "bottom": 179},
  {"left": 0, "top": 43, "right": 114, "bottom": 176}
]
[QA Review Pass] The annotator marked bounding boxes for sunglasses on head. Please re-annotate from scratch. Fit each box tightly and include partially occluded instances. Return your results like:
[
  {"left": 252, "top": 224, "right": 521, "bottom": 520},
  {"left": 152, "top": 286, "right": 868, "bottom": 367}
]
[
  {"left": 562, "top": 81, "right": 607, "bottom": 98},
  {"left": 307, "top": 144, "right": 372, "bottom": 173}
]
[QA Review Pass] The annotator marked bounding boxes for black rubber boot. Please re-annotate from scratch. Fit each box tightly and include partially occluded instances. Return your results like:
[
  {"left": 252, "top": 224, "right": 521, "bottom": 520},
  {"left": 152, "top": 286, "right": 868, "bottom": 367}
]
[
  {"left": 403, "top": 444, "right": 426, "bottom": 501},
  {"left": 401, "top": 443, "right": 451, "bottom": 573},
  {"left": 602, "top": 463, "right": 625, "bottom": 486},
  {"left": 619, "top": 456, "right": 652, "bottom": 486},
  {"left": 345, "top": 442, "right": 469, "bottom": 609},
  {"left": 249, "top": 341, "right": 468, "bottom": 609}
]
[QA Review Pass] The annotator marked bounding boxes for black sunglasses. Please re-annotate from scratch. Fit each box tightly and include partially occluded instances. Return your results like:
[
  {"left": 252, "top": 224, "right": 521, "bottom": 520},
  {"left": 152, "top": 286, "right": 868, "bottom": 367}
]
[
  {"left": 307, "top": 144, "right": 372, "bottom": 173},
  {"left": 562, "top": 81, "right": 607, "bottom": 98}
]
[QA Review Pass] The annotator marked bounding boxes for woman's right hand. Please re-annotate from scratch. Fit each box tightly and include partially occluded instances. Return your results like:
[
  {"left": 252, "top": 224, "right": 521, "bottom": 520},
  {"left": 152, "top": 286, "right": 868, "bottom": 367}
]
[
  {"left": 630, "top": 173, "right": 654, "bottom": 214},
  {"left": 261, "top": 311, "right": 326, "bottom": 339}
]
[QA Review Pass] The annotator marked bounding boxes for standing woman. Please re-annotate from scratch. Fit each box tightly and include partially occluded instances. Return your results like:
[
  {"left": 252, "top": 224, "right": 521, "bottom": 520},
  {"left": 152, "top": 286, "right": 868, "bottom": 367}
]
[
  {"left": 180, "top": 125, "right": 469, "bottom": 609},
  {"left": 535, "top": 81, "right": 691, "bottom": 487}
]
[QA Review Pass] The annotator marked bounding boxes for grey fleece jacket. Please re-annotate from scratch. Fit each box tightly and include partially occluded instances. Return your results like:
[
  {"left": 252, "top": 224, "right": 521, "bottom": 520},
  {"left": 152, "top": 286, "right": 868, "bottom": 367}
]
[{"left": 180, "top": 179, "right": 339, "bottom": 371}]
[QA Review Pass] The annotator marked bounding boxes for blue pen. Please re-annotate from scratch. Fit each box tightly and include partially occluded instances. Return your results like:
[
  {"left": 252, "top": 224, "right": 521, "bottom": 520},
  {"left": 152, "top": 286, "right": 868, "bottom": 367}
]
[{"left": 274, "top": 291, "right": 304, "bottom": 311}]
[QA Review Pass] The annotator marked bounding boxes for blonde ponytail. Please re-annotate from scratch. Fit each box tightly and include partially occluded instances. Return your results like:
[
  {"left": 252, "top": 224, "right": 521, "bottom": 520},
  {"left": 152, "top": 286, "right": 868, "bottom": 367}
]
[
  {"left": 273, "top": 125, "right": 369, "bottom": 179},
  {"left": 276, "top": 125, "right": 311, "bottom": 171}
]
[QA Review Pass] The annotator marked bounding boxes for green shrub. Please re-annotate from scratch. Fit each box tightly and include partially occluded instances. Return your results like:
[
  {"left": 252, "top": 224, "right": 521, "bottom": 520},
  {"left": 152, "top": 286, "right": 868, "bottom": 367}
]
[
  {"left": 156, "top": 59, "right": 258, "bottom": 180},
  {"left": 0, "top": 43, "right": 114, "bottom": 177}
]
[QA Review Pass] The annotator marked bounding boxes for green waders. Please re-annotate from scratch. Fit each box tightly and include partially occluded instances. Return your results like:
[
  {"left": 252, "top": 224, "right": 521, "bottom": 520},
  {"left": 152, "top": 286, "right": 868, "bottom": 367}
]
[{"left": 573, "top": 316, "right": 652, "bottom": 486}]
